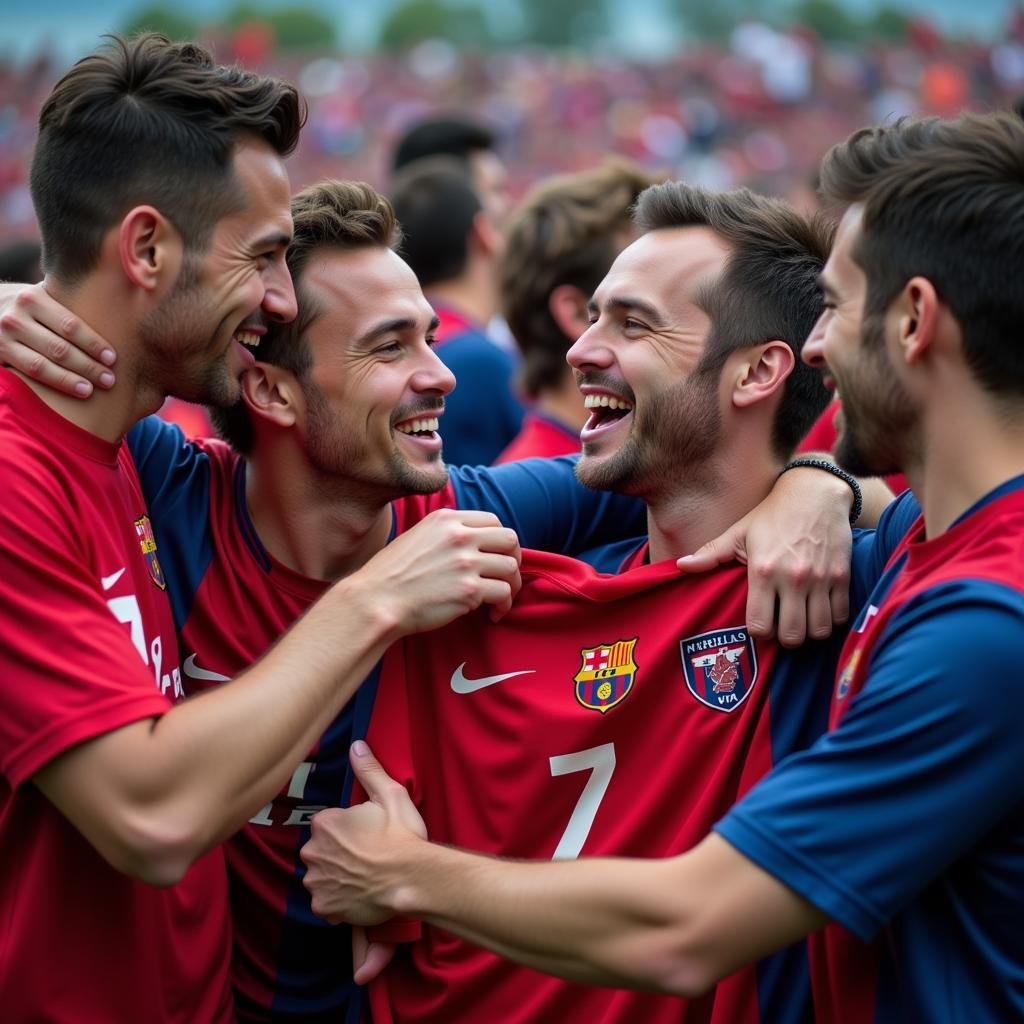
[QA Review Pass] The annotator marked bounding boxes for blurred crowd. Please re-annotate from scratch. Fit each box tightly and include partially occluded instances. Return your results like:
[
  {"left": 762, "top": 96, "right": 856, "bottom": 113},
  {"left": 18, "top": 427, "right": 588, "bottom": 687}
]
[{"left": 3, "top": 14, "right": 1024, "bottom": 249}]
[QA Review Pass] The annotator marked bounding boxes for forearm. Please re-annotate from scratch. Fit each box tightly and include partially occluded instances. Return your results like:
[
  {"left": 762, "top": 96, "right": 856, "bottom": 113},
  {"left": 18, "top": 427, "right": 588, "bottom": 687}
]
[
  {"left": 39, "top": 576, "right": 400, "bottom": 881},
  {"left": 378, "top": 833, "right": 823, "bottom": 997}
]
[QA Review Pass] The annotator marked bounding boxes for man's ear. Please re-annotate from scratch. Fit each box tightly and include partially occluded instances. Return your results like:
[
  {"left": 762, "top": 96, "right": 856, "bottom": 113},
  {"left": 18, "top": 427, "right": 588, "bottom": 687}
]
[
  {"left": 469, "top": 211, "right": 501, "bottom": 260},
  {"left": 894, "top": 276, "right": 940, "bottom": 365},
  {"left": 731, "top": 340, "right": 795, "bottom": 409},
  {"left": 118, "top": 206, "right": 181, "bottom": 292},
  {"left": 548, "top": 284, "right": 590, "bottom": 343},
  {"left": 241, "top": 362, "right": 302, "bottom": 431}
]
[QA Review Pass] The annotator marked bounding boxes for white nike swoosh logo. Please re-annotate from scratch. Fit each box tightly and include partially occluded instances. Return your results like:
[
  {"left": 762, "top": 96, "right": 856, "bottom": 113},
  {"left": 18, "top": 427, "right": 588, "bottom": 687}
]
[
  {"left": 182, "top": 653, "right": 231, "bottom": 683},
  {"left": 101, "top": 568, "right": 126, "bottom": 591},
  {"left": 450, "top": 662, "right": 535, "bottom": 694}
]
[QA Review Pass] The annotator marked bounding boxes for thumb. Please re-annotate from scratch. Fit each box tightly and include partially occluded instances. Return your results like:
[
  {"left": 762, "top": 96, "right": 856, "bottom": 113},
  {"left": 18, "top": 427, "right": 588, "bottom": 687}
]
[
  {"left": 354, "top": 939, "right": 397, "bottom": 985},
  {"left": 349, "top": 740, "right": 397, "bottom": 803},
  {"left": 676, "top": 531, "right": 740, "bottom": 574}
]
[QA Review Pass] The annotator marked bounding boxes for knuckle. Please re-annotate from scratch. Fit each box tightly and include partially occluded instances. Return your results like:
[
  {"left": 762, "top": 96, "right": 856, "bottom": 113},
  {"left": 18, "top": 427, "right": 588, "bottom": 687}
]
[
  {"left": 13, "top": 290, "right": 35, "bottom": 311},
  {"left": 24, "top": 353, "right": 46, "bottom": 377},
  {"left": 0, "top": 311, "right": 20, "bottom": 333},
  {"left": 752, "top": 560, "right": 777, "bottom": 581},
  {"left": 49, "top": 337, "right": 71, "bottom": 361},
  {"left": 58, "top": 314, "right": 81, "bottom": 338}
]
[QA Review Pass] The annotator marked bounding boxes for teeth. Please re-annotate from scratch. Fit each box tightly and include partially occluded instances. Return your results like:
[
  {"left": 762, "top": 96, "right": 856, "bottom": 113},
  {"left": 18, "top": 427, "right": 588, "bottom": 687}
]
[
  {"left": 396, "top": 417, "right": 440, "bottom": 435},
  {"left": 236, "top": 330, "right": 260, "bottom": 348},
  {"left": 583, "top": 394, "right": 633, "bottom": 411}
]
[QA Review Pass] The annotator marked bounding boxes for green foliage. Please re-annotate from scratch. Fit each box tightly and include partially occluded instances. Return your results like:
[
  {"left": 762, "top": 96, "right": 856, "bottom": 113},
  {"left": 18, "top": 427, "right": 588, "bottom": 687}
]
[
  {"left": 223, "top": 4, "right": 337, "bottom": 50},
  {"left": 121, "top": 5, "right": 200, "bottom": 41},
  {"left": 792, "top": 0, "right": 861, "bottom": 41},
  {"left": 378, "top": 0, "right": 493, "bottom": 50},
  {"left": 519, "top": 0, "right": 609, "bottom": 48},
  {"left": 865, "top": 4, "right": 910, "bottom": 41}
]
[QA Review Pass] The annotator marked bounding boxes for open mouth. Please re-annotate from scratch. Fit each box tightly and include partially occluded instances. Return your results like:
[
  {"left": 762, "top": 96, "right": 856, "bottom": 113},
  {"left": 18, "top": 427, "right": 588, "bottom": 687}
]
[
  {"left": 393, "top": 412, "right": 444, "bottom": 455},
  {"left": 582, "top": 391, "right": 634, "bottom": 439},
  {"left": 233, "top": 328, "right": 261, "bottom": 350}
]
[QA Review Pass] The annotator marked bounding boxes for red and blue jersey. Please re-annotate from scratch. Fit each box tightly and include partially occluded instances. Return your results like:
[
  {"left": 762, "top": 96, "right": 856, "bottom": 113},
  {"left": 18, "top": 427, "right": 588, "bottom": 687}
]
[
  {"left": 356, "top": 496, "right": 918, "bottom": 1024},
  {"left": 717, "top": 476, "right": 1024, "bottom": 1023},
  {"left": 495, "top": 411, "right": 581, "bottom": 464},
  {"left": 127, "top": 414, "right": 644, "bottom": 1023},
  {"left": 0, "top": 373, "right": 232, "bottom": 1023}
]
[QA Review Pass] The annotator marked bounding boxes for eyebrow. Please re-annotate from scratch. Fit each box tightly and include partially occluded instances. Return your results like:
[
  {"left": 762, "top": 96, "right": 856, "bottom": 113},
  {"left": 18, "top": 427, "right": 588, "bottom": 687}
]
[
  {"left": 816, "top": 272, "right": 839, "bottom": 300},
  {"left": 587, "top": 295, "right": 668, "bottom": 330},
  {"left": 356, "top": 315, "right": 439, "bottom": 347},
  {"left": 252, "top": 230, "right": 292, "bottom": 252}
]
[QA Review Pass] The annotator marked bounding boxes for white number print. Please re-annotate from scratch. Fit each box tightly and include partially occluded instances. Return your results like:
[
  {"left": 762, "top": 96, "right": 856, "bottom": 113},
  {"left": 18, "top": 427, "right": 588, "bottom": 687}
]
[{"left": 548, "top": 742, "right": 616, "bottom": 861}]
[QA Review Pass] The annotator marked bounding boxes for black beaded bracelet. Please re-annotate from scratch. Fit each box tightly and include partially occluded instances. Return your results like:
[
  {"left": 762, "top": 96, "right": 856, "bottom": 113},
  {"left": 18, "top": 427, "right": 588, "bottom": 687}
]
[{"left": 778, "top": 458, "right": 863, "bottom": 524}]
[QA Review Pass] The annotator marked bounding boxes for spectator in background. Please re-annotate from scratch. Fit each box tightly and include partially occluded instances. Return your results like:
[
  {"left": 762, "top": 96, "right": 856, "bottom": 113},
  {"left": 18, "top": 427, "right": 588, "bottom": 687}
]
[
  {"left": 0, "top": 238, "right": 42, "bottom": 283},
  {"left": 496, "top": 158, "right": 659, "bottom": 463},
  {"left": 392, "top": 114, "right": 510, "bottom": 227},
  {"left": 391, "top": 156, "right": 523, "bottom": 465}
]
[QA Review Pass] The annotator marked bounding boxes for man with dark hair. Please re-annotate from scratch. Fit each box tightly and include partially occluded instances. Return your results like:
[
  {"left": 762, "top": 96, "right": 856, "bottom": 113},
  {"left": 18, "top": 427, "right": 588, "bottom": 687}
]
[
  {"left": 496, "top": 159, "right": 658, "bottom": 463},
  {"left": 301, "top": 182, "right": 918, "bottom": 1023},
  {"left": 391, "top": 113, "right": 509, "bottom": 226},
  {"left": 4, "top": 173, "right": 878, "bottom": 1021},
  {"left": 302, "top": 113, "right": 1024, "bottom": 1023},
  {"left": 391, "top": 155, "right": 523, "bottom": 464},
  {"left": 0, "top": 37, "right": 524, "bottom": 1022}
]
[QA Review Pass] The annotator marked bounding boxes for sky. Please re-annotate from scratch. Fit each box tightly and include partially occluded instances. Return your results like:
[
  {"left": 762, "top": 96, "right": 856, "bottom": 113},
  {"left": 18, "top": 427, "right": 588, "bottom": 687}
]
[{"left": 0, "top": 0, "right": 1013, "bottom": 64}]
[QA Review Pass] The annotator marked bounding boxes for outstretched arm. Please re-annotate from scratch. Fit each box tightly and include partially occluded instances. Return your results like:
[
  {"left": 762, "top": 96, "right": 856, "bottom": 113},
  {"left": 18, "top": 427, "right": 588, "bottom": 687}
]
[{"left": 302, "top": 743, "right": 826, "bottom": 995}]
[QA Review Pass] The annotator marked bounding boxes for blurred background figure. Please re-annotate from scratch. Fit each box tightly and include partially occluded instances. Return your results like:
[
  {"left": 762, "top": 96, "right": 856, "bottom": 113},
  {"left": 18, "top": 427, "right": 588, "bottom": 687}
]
[
  {"left": 0, "top": 239, "right": 42, "bottom": 284},
  {"left": 391, "top": 154, "right": 523, "bottom": 465},
  {"left": 496, "top": 158, "right": 659, "bottom": 463}
]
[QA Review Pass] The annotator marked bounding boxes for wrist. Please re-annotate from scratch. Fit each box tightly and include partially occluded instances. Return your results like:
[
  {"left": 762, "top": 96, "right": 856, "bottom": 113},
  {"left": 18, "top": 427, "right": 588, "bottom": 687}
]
[{"left": 778, "top": 457, "right": 863, "bottom": 524}]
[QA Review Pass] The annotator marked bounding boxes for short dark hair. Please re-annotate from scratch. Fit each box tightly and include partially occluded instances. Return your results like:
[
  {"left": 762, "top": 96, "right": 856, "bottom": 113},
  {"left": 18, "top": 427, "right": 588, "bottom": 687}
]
[
  {"left": 392, "top": 115, "right": 495, "bottom": 172},
  {"left": 30, "top": 33, "right": 303, "bottom": 287},
  {"left": 827, "top": 112, "right": 1024, "bottom": 400},
  {"left": 390, "top": 156, "right": 481, "bottom": 286},
  {"left": 501, "top": 159, "right": 659, "bottom": 398},
  {"left": 635, "top": 183, "right": 834, "bottom": 460},
  {"left": 211, "top": 180, "right": 402, "bottom": 454}
]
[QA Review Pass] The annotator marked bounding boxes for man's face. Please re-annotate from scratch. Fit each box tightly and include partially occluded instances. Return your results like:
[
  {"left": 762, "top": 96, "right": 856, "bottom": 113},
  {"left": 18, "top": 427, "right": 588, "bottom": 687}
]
[
  {"left": 803, "top": 205, "right": 916, "bottom": 476},
  {"left": 141, "top": 137, "right": 295, "bottom": 407},
  {"left": 468, "top": 148, "right": 511, "bottom": 228},
  {"left": 292, "top": 247, "right": 455, "bottom": 500},
  {"left": 567, "top": 227, "right": 730, "bottom": 499}
]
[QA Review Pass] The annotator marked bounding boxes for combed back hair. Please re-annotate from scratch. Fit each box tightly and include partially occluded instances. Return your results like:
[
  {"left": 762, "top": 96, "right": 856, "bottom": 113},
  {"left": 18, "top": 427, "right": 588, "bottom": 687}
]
[
  {"left": 836, "top": 112, "right": 1024, "bottom": 399},
  {"left": 817, "top": 117, "right": 944, "bottom": 211},
  {"left": 392, "top": 115, "right": 495, "bottom": 172},
  {"left": 501, "top": 159, "right": 661, "bottom": 398},
  {"left": 30, "top": 33, "right": 304, "bottom": 287},
  {"left": 390, "top": 156, "right": 481, "bottom": 286},
  {"left": 210, "top": 180, "right": 401, "bottom": 454},
  {"left": 634, "top": 183, "right": 834, "bottom": 460}
]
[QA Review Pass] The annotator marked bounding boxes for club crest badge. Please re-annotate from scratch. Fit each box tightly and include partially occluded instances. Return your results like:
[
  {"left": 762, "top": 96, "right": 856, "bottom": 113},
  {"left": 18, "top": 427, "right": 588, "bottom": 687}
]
[
  {"left": 134, "top": 515, "right": 166, "bottom": 590},
  {"left": 573, "top": 638, "right": 638, "bottom": 714},
  {"left": 679, "top": 627, "right": 757, "bottom": 713}
]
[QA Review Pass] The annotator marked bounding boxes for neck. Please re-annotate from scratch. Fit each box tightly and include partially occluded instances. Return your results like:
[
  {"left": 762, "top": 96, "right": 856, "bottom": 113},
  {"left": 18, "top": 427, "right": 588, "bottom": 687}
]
[
  {"left": 428, "top": 265, "right": 496, "bottom": 328},
  {"left": 536, "top": 372, "right": 589, "bottom": 433},
  {"left": 643, "top": 436, "right": 779, "bottom": 564},
  {"left": 19, "top": 277, "right": 163, "bottom": 442},
  {"left": 910, "top": 383, "right": 1024, "bottom": 538},
  {"left": 244, "top": 439, "right": 393, "bottom": 581}
]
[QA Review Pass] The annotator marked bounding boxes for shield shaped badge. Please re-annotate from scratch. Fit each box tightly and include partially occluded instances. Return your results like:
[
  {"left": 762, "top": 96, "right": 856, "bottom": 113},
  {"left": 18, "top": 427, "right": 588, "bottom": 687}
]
[
  {"left": 679, "top": 627, "right": 757, "bottom": 713},
  {"left": 573, "top": 638, "right": 638, "bottom": 714}
]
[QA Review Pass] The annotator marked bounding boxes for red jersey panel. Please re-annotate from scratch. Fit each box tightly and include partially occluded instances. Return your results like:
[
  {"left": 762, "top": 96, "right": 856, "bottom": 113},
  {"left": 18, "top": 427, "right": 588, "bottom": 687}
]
[
  {"left": 495, "top": 412, "right": 581, "bottom": 464},
  {"left": 0, "top": 372, "right": 232, "bottom": 1024},
  {"left": 363, "top": 549, "right": 828, "bottom": 1024}
]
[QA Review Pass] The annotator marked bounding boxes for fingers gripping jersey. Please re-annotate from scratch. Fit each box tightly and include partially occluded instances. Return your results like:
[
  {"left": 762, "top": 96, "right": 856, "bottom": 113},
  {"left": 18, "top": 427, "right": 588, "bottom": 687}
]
[
  {"left": 127, "top": 415, "right": 645, "bottom": 1023},
  {"left": 718, "top": 477, "right": 1024, "bottom": 1023},
  {"left": 360, "top": 550, "right": 849, "bottom": 1024}
]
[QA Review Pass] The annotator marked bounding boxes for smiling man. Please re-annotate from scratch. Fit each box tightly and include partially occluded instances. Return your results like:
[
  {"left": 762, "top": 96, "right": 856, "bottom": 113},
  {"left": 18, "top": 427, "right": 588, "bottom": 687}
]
[
  {"left": 0, "top": 37, "right": 528, "bottom": 1023},
  {"left": 299, "top": 113, "right": 1024, "bottom": 1024}
]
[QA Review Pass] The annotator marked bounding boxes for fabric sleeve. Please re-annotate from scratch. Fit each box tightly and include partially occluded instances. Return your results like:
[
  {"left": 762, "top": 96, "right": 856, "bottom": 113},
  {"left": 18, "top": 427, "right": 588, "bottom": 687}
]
[
  {"left": 0, "top": 473, "right": 169, "bottom": 787},
  {"left": 127, "top": 415, "right": 214, "bottom": 630},
  {"left": 715, "top": 580, "right": 1024, "bottom": 941},
  {"left": 848, "top": 490, "right": 921, "bottom": 612},
  {"left": 449, "top": 456, "right": 646, "bottom": 554}
]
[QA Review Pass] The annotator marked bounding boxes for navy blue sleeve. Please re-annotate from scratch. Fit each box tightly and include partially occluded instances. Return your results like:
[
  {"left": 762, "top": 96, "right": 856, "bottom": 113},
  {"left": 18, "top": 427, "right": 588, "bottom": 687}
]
[
  {"left": 716, "top": 580, "right": 1024, "bottom": 941},
  {"left": 848, "top": 489, "right": 920, "bottom": 613},
  {"left": 127, "top": 415, "right": 214, "bottom": 630},
  {"left": 449, "top": 456, "right": 646, "bottom": 554},
  {"left": 438, "top": 336, "right": 524, "bottom": 466}
]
